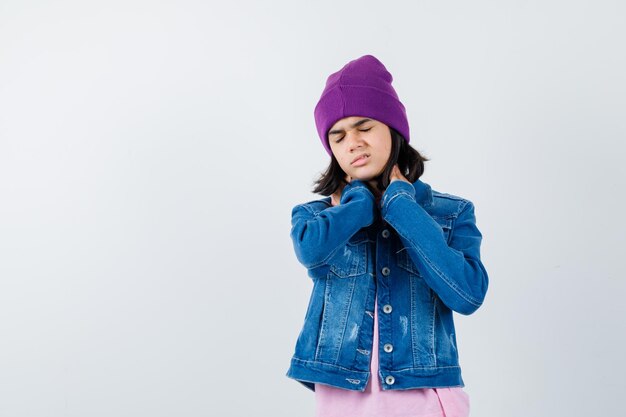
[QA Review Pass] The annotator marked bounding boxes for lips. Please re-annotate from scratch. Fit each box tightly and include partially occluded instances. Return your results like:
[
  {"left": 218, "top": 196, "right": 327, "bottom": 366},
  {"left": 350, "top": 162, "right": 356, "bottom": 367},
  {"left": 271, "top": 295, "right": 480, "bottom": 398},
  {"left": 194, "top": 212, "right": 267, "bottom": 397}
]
[{"left": 351, "top": 154, "right": 369, "bottom": 165}]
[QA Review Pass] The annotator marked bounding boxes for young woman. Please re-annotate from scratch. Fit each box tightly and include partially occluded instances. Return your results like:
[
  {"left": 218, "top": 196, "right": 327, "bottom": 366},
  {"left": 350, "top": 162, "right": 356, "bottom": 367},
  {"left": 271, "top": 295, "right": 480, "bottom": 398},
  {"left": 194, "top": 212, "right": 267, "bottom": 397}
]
[{"left": 286, "top": 55, "right": 489, "bottom": 417}]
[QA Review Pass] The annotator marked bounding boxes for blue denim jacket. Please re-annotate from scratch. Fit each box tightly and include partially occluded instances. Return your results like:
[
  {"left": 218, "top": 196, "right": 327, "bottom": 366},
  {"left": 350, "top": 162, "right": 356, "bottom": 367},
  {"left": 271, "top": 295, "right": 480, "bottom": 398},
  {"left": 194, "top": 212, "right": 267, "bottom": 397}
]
[{"left": 285, "top": 178, "right": 489, "bottom": 392}]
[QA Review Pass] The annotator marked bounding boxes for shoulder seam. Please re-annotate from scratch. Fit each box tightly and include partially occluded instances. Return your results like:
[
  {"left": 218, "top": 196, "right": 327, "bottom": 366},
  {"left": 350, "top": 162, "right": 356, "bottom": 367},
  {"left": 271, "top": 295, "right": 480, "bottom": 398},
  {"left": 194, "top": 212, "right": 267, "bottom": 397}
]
[
  {"left": 432, "top": 190, "right": 467, "bottom": 202},
  {"left": 455, "top": 199, "right": 472, "bottom": 217},
  {"left": 296, "top": 199, "right": 329, "bottom": 213}
]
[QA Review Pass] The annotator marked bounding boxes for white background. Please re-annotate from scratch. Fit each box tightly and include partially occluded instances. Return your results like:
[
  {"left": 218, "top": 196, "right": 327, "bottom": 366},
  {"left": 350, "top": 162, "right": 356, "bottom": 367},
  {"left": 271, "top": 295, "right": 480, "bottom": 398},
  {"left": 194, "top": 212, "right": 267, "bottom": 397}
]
[{"left": 1, "top": 1, "right": 624, "bottom": 416}]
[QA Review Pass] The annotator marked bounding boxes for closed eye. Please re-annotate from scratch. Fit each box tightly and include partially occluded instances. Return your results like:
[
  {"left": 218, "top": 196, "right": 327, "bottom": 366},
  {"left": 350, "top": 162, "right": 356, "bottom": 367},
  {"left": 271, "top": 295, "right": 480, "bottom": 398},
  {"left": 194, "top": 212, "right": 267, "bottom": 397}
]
[{"left": 335, "top": 128, "right": 372, "bottom": 143}]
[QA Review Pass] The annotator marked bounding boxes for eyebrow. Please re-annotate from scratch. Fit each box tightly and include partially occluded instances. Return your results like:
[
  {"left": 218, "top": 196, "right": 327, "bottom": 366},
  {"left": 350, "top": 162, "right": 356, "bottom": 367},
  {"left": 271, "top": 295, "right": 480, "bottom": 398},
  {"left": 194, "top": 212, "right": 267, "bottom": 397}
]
[{"left": 328, "top": 118, "right": 373, "bottom": 136}]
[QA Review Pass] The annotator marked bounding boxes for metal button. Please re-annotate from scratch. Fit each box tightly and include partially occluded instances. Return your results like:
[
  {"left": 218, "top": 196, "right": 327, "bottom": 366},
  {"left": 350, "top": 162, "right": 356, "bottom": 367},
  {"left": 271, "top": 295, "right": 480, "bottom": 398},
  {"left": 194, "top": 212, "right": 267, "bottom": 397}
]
[
  {"left": 383, "top": 343, "right": 393, "bottom": 353},
  {"left": 381, "top": 267, "right": 390, "bottom": 276},
  {"left": 383, "top": 304, "right": 392, "bottom": 314},
  {"left": 382, "top": 229, "right": 390, "bottom": 238},
  {"left": 385, "top": 375, "right": 395, "bottom": 385}
]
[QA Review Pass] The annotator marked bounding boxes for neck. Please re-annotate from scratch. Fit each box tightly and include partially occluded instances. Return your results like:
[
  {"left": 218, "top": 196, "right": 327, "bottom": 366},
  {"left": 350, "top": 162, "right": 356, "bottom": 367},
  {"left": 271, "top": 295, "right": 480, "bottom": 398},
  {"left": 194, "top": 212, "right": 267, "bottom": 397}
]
[{"left": 367, "top": 179, "right": 383, "bottom": 201}]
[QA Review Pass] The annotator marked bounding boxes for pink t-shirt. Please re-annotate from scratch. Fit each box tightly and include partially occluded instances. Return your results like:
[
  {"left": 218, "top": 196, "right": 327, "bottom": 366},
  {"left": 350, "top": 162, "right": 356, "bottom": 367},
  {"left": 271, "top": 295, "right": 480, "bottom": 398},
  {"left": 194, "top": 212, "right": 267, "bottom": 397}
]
[{"left": 315, "top": 296, "right": 470, "bottom": 417}]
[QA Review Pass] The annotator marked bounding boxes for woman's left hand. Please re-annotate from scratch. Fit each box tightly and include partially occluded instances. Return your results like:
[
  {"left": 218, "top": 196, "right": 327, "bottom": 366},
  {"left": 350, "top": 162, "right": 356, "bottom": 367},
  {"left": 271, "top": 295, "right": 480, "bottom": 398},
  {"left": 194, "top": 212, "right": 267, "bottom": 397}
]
[{"left": 389, "top": 164, "right": 411, "bottom": 184}]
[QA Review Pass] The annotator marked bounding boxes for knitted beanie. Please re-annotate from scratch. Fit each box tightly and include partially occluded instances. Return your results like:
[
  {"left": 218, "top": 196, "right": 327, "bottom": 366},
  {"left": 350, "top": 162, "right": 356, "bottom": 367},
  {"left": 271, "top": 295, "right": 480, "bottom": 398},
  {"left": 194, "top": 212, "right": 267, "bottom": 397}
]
[{"left": 314, "top": 54, "right": 410, "bottom": 156}]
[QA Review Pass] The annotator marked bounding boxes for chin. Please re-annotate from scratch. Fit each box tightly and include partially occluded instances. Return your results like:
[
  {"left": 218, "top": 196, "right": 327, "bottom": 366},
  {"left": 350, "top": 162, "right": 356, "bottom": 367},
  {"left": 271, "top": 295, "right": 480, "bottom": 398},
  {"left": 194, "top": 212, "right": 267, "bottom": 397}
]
[{"left": 351, "top": 169, "right": 381, "bottom": 181}]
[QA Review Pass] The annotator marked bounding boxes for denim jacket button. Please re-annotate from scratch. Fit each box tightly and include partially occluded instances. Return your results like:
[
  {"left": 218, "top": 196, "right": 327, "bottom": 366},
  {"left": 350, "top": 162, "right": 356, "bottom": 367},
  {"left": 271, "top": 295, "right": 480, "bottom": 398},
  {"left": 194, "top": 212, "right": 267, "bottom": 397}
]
[
  {"left": 381, "top": 229, "right": 390, "bottom": 238},
  {"left": 383, "top": 343, "right": 393, "bottom": 353},
  {"left": 385, "top": 375, "right": 395, "bottom": 385},
  {"left": 383, "top": 304, "right": 392, "bottom": 314},
  {"left": 381, "top": 267, "right": 390, "bottom": 276}
]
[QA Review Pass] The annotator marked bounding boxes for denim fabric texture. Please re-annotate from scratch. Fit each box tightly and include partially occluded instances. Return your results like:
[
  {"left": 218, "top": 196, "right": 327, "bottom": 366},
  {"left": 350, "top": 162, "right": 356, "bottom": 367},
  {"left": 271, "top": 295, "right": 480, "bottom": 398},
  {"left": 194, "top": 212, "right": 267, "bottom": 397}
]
[{"left": 286, "top": 178, "right": 489, "bottom": 392}]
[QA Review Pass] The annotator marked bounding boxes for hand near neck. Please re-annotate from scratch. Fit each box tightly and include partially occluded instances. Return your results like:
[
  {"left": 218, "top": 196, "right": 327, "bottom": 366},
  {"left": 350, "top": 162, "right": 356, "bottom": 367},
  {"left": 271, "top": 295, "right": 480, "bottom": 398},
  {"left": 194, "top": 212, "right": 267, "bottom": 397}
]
[{"left": 331, "top": 165, "right": 409, "bottom": 207}]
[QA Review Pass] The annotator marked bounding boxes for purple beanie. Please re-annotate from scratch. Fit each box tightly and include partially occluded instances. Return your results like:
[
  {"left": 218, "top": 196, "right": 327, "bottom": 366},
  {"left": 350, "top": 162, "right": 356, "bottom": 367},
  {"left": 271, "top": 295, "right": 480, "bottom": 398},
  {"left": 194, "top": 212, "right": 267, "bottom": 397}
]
[{"left": 314, "top": 54, "right": 410, "bottom": 156}]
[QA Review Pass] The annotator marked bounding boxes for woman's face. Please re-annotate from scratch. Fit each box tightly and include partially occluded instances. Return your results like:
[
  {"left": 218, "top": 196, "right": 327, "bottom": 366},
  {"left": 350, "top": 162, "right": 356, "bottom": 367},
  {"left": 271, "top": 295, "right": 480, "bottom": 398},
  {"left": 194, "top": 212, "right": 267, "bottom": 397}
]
[{"left": 328, "top": 116, "right": 392, "bottom": 181}]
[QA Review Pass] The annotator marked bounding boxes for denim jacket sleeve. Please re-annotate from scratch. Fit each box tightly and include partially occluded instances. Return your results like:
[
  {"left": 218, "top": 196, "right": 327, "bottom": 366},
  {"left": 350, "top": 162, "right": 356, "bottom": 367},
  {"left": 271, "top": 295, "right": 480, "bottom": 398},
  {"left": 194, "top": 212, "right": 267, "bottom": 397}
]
[
  {"left": 290, "top": 180, "right": 376, "bottom": 269},
  {"left": 381, "top": 180, "right": 489, "bottom": 315}
]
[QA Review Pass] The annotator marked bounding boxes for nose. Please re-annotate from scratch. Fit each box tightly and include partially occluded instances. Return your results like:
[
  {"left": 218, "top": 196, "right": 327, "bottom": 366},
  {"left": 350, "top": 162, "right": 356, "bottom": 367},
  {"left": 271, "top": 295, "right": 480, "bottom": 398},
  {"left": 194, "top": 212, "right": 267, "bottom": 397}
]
[{"left": 346, "top": 131, "right": 364, "bottom": 152}]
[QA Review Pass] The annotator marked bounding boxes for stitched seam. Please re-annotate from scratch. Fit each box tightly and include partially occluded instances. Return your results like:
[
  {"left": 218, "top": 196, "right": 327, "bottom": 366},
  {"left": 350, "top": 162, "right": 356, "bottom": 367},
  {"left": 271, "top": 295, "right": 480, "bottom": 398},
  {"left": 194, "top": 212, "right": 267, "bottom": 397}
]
[
  {"left": 454, "top": 199, "right": 471, "bottom": 217},
  {"left": 291, "top": 357, "right": 371, "bottom": 373},
  {"left": 300, "top": 203, "right": 316, "bottom": 215},
  {"left": 391, "top": 365, "right": 462, "bottom": 372},
  {"left": 315, "top": 277, "right": 332, "bottom": 360},
  {"left": 384, "top": 190, "right": 414, "bottom": 209},
  {"left": 341, "top": 185, "right": 373, "bottom": 200},
  {"left": 432, "top": 297, "right": 437, "bottom": 367},
  {"left": 410, "top": 276, "right": 417, "bottom": 368},
  {"left": 290, "top": 357, "right": 461, "bottom": 373},
  {"left": 432, "top": 193, "right": 467, "bottom": 202},
  {"left": 334, "top": 278, "right": 357, "bottom": 363}
]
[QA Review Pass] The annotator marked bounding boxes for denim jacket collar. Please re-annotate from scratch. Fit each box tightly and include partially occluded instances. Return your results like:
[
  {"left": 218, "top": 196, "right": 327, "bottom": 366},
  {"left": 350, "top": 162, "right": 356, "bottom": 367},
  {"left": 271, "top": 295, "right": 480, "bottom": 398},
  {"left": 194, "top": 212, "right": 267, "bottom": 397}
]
[
  {"left": 412, "top": 178, "right": 433, "bottom": 208},
  {"left": 323, "top": 178, "right": 433, "bottom": 208}
]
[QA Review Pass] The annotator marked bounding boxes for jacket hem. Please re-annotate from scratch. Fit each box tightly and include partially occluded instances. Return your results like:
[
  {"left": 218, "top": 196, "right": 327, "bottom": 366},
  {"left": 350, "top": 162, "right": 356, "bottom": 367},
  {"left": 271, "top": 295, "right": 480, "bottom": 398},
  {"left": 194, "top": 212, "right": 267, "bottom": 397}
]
[
  {"left": 286, "top": 357, "right": 370, "bottom": 392},
  {"left": 286, "top": 357, "right": 465, "bottom": 392}
]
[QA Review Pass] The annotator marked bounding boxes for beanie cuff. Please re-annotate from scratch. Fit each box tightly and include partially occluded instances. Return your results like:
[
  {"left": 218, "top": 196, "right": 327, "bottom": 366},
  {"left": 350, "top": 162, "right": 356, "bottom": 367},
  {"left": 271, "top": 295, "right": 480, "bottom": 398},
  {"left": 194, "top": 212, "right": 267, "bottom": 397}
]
[{"left": 315, "top": 85, "right": 410, "bottom": 156}]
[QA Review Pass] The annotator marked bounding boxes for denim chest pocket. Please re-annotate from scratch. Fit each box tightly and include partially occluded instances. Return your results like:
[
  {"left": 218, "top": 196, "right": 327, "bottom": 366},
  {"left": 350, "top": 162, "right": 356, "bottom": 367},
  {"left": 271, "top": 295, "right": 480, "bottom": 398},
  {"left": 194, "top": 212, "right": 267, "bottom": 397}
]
[
  {"left": 396, "top": 217, "right": 453, "bottom": 275},
  {"left": 328, "top": 230, "right": 369, "bottom": 278}
]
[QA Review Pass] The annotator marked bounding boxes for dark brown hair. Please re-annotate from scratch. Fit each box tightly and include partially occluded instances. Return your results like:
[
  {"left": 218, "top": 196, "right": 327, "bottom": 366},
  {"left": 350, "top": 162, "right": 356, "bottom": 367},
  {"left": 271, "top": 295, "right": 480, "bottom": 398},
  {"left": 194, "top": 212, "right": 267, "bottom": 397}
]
[{"left": 312, "top": 126, "right": 430, "bottom": 196}]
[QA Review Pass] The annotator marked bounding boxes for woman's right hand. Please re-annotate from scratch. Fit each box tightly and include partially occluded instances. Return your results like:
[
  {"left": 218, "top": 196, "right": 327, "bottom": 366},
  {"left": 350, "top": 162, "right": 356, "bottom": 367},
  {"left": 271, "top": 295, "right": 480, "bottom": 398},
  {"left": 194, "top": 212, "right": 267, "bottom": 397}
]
[{"left": 331, "top": 174, "right": 351, "bottom": 206}]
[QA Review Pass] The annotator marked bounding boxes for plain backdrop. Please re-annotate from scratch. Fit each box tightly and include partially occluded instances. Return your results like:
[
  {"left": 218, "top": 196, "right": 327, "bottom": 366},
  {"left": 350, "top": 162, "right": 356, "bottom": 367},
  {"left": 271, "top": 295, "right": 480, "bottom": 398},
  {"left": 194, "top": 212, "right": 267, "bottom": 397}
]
[{"left": 1, "top": 1, "right": 625, "bottom": 416}]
